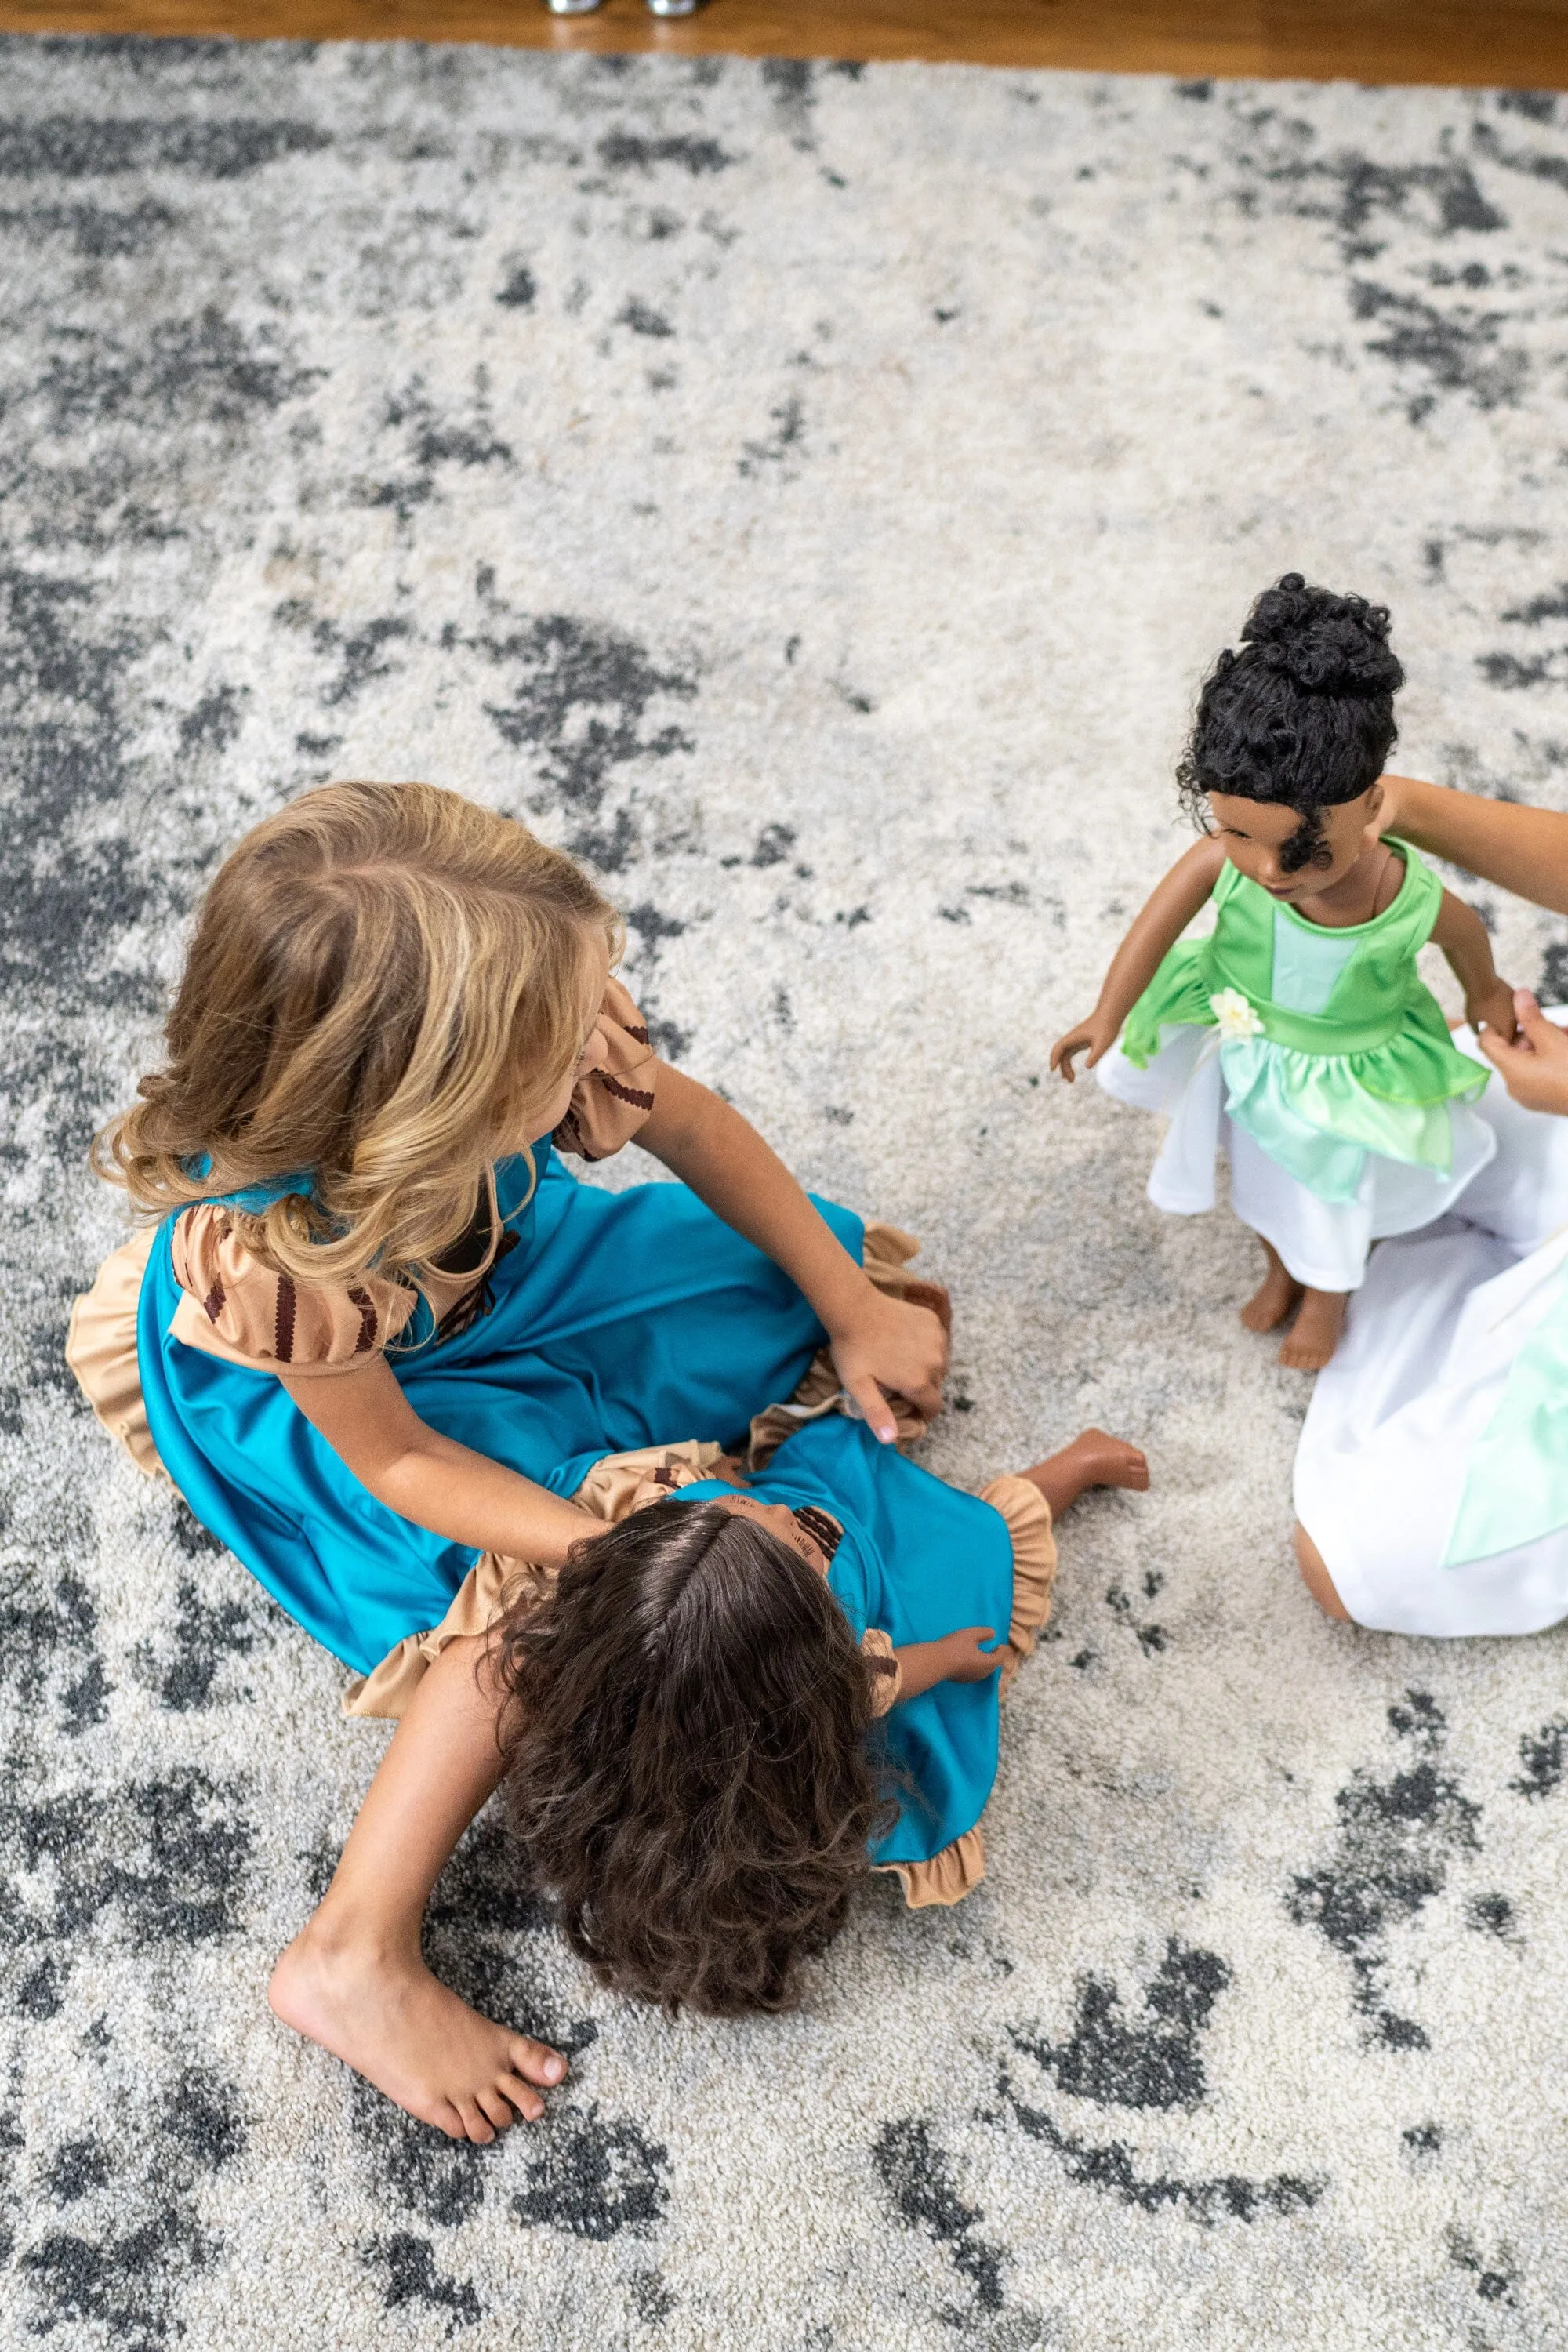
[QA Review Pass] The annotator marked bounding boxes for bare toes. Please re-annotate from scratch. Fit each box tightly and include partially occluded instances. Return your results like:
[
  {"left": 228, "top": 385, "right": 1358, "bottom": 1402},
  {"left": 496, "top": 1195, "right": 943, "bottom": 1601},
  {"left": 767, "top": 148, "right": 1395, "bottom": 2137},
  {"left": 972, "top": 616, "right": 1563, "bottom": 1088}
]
[{"left": 499, "top": 2071, "right": 545, "bottom": 2122}]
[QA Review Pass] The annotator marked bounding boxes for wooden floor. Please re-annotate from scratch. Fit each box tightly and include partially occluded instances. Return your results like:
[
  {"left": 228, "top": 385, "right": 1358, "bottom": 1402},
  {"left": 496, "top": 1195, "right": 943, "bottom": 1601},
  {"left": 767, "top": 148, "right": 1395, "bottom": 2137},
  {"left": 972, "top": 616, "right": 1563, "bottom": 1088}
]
[{"left": 2, "top": 0, "right": 1566, "bottom": 89}]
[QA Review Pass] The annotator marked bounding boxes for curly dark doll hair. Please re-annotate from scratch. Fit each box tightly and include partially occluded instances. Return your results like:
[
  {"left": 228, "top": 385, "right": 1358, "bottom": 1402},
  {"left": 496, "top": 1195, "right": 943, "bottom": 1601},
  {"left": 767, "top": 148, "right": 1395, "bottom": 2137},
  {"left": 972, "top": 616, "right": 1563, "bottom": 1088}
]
[
  {"left": 495, "top": 1499, "right": 891, "bottom": 2017},
  {"left": 1176, "top": 573, "right": 1406, "bottom": 875}
]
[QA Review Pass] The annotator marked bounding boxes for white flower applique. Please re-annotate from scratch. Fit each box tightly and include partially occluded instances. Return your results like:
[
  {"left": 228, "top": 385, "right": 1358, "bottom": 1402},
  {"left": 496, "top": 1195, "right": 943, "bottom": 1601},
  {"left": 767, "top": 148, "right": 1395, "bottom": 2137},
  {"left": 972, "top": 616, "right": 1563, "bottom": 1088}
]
[{"left": 1209, "top": 986, "right": 1265, "bottom": 1043}]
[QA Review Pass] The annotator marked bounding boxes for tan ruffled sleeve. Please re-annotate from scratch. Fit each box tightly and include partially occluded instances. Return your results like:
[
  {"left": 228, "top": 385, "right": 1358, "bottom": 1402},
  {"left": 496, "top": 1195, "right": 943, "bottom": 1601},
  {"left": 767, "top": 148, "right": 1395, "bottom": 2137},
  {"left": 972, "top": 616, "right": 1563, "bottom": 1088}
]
[
  {"left": 554, "top": 975, "right": 661, "bottom": 1162},
  {"left": 860, "top": 1625, "right": 901, "bottom": 1716},
  {"left": 168, "top": 1204, "right": 416, "bottom": 1377}
]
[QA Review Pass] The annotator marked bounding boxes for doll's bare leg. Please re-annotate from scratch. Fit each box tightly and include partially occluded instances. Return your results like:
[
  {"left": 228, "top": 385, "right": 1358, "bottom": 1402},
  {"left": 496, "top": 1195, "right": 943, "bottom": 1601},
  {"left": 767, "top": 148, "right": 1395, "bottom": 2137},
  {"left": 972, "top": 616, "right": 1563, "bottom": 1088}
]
[
  {"left": 1019, "top": 1428, "right": 1149, "bottom": 1516},
  {"left": 269, "top": 1635, "right": 566, "bottom": 2143},
  {"left": 1240, "top": 1238, "right": 1302, "bottom": 1333},
  {"left": 1278, "top": 1287, "right": 1348, "bottom": 1371},
  {"left": 1294, "top": 1522, "right": 1352, "bottom": 1621}
]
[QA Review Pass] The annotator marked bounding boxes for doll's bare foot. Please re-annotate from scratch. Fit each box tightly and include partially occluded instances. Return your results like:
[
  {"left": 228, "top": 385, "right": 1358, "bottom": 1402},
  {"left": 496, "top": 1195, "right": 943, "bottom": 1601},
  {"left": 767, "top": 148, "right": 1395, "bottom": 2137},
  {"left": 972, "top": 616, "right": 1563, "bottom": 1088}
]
[
  {"left": 1240, "top": 1240, "right": 1302, "bottom": 1334},
  {"left": 1277, "top": 1287, "right": 1347, "bottom": 1372},
  {"left": 1020, "top": 1428, "right": 1149, "bottom": 1517},
  {"left": 269, "top": 1911, "right": 566, "bottom": 2143}
]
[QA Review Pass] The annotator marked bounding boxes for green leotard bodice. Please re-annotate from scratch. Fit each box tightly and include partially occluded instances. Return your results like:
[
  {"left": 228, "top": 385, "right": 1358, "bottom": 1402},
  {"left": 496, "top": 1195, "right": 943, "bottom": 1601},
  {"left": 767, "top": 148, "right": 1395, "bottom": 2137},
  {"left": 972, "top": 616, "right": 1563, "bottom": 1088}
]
[{"left": 1121, "top": 840, "right": 1489, "bottom": 1202}]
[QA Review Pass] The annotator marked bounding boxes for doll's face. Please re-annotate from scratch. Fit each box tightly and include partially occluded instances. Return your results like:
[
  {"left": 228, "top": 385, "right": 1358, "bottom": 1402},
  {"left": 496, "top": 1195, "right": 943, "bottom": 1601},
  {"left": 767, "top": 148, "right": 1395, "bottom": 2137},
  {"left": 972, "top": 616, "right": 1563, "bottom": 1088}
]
[
  {"left": 710, "top": 1490, "right": 830, "bottom": 1577},
  {"left": 1206, "top": 783, "right": 1385, "bottom": 902}
]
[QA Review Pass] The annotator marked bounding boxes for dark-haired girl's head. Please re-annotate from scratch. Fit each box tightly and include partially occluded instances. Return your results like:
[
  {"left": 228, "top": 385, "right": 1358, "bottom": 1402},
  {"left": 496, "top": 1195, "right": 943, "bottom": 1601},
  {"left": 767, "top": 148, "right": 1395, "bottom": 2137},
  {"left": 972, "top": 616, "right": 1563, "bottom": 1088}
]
[
  {"left": 1178, "top": 574, "right": 1405, "bottom": 887},
  {"left": 496, "top": 1497, "right": 887, "bottom": 2016}
]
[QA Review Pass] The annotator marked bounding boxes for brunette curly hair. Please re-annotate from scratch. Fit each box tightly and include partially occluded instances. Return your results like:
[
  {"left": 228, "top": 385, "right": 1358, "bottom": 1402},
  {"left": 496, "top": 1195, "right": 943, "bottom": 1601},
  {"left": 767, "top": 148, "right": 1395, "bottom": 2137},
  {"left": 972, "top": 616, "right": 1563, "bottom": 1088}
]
[
  {"left": 1177, "top": 573, "right": 1406, "bottom": 874},
  {"left": 496, "top": 1500, "right": 891, "bottom": 2016}
]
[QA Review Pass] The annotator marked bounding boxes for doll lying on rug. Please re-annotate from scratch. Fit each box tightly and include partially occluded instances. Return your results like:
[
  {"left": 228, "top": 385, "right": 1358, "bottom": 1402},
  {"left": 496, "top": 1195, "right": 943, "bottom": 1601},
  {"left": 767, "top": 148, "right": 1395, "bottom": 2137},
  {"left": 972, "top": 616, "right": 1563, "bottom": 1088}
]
[
  {"left": 268, "top": 1412, "right": 1146, "bottom": 2142},
  {"left": 1051, "top": 572, "right": 1516, "bottom": 1370}
]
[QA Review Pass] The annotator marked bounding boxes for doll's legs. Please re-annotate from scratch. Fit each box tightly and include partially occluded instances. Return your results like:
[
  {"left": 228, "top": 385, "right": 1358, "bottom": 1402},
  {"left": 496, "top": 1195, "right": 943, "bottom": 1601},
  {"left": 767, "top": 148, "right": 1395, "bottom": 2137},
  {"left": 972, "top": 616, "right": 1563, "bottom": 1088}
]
[{"left": 1019, "top": 1427, "right": 1149, "bottom": 1515}]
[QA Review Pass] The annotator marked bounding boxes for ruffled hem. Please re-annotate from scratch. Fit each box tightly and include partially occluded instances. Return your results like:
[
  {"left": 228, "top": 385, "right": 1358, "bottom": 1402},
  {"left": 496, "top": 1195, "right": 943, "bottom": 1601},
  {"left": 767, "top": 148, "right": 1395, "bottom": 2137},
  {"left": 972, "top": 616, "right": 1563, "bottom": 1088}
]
[{"left": 877, "top": 1828, "right": 986, "bottom": 1908}]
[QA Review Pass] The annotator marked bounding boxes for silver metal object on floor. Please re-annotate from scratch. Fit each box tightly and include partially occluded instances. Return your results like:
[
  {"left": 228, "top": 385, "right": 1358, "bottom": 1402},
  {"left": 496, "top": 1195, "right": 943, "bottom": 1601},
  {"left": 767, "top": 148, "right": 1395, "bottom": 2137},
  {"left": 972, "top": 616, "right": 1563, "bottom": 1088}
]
[
  {"left": 646, "top": 0, "right": 699, "bottom": 15},
  {"left": 545, "top": 0, "right": 603, "bottom": 16}
]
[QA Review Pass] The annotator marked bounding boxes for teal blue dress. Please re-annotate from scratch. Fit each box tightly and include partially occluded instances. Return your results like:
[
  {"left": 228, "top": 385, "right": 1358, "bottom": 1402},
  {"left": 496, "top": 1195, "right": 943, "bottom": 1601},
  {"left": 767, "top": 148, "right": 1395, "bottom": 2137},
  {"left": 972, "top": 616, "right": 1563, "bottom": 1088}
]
[
  {"left": 136, "top": 1138, "right": 865, "bottom": 1679},
  {"left": 670, "top": 1416, "right": 1014, "bottom": 1872}
]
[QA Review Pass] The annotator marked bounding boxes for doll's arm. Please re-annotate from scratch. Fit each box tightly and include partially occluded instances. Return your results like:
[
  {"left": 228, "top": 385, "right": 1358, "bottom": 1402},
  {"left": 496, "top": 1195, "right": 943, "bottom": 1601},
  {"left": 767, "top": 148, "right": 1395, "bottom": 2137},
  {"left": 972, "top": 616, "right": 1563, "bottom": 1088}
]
[
  {"left": 1050, "top": 837, "right": 1228, "bottom": 1081},
  {"left": 637, "top": 1064, "right": 947, "bottom": 1441},
  {"left": 280, "top": 1357, "right": 597, "bottom": 1563},
  {"left": 1430, "top": 888, "right": 1519, "bottom": 1042},
  {"left": 891, "top": 1625, "right": 1001, "bottom": 1700},
  {"left": 267, "top": 1632, "right": 567, "bottom": 2142}
]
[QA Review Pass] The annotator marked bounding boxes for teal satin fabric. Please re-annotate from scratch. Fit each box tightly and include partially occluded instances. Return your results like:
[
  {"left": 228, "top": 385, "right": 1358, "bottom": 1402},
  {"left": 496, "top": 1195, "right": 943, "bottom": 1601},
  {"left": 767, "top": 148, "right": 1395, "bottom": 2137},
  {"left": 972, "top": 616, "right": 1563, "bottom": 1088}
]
[
  {"left": 137, "top": 1139, "right": 864, "bottom": 1674},
  {"left": 670, "top": 1413, "right": 1014, "bottom": 1870}
]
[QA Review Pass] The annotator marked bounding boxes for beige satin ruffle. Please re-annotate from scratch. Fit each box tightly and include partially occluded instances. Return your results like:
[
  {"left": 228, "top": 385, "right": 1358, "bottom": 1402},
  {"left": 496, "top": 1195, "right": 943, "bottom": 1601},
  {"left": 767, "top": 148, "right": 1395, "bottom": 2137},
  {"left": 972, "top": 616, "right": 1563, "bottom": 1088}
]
[{"left": 66, "top": 1221, "right": 165, "bottom": 1478}]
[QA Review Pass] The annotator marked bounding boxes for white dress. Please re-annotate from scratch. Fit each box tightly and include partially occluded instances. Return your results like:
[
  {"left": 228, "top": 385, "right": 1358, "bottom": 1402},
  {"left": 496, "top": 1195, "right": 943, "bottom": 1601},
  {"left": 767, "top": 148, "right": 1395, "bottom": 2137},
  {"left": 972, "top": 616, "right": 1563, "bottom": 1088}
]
[{"left": 1294, "top": 1015, "right": 1568, "bottom": 1635}]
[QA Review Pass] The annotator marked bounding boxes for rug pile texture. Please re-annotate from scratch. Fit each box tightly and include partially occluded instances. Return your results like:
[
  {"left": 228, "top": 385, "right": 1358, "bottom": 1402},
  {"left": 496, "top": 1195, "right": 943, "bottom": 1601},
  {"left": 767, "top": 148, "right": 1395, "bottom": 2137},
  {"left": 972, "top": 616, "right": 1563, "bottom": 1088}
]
[{"left": 2, "top": 36, "right": 1567, "bottom": 2350}]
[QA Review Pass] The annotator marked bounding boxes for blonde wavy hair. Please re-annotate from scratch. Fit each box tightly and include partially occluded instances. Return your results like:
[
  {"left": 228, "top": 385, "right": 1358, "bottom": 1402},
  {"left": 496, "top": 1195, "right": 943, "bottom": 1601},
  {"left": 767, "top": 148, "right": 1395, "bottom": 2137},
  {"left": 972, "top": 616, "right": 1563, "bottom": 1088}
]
[{"left": 94, "top": 781, "right": 622, "bottom": 1288}]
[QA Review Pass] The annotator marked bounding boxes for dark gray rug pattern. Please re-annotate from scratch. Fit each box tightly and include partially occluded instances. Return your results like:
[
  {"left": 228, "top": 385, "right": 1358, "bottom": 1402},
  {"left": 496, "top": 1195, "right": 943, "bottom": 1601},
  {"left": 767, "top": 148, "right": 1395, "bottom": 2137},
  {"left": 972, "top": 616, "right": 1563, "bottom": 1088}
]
[{"left": 2, "top": 37, "right": 1568, "bottom": 2350}]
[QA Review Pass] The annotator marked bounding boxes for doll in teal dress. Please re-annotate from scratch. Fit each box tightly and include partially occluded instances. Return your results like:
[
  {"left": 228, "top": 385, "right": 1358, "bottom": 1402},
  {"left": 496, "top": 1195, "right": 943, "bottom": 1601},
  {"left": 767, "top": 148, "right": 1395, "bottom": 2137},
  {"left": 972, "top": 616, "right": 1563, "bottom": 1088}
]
[{"left": 1051, "top": 575, "right": 1517, "bottom": 1370}]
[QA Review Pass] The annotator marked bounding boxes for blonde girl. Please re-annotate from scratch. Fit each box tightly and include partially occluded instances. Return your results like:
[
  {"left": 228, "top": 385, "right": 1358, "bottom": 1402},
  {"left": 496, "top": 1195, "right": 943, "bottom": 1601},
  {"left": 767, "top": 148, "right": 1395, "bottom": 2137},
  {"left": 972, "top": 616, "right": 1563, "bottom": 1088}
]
[{"left": 70, "top": 779, "right": 949, "bottom": 2137}]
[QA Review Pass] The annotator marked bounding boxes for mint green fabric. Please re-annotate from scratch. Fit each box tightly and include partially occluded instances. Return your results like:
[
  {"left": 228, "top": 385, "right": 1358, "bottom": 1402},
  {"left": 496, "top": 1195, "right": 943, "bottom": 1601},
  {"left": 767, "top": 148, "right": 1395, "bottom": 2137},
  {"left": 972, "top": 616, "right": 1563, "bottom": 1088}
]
[
  {"left": 1444, "top": 1262, "right": 1568, "bottom": 1567},
  {"left": 1121, "top": 843, "right": 1489, "bottom": 1203}
]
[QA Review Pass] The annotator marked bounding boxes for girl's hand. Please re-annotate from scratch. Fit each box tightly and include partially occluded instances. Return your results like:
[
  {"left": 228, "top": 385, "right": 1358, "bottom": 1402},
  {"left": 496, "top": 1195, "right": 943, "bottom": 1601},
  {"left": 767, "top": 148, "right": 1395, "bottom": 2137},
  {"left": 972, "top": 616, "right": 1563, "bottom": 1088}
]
[
  {"left": 1476, "top": 990, "right": 1568, "bottom": 1115},
  {"left": 933, "top": 1625, "right": 1003, "bottom": 1684},
  {"left": 1050, "top": 1014, "right": 1117, "bottom": 1083},
  {"left": 891, "top": 1625, "right": 1001, "bottom": 1700},
  {"left": 1468, "top": 976, "right": 1520, "bottom": 1046},
  {"left": 829, "top": 1287, "right": 948, "bottom": 1443}
]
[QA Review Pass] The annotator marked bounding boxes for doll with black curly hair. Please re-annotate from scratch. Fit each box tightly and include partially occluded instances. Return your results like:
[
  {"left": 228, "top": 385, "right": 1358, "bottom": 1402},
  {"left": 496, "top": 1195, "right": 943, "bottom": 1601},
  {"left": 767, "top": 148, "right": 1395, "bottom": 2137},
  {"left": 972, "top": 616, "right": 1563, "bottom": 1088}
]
[{"left": 1051, "top": 575, "right": 1517, "bottom": 1370}]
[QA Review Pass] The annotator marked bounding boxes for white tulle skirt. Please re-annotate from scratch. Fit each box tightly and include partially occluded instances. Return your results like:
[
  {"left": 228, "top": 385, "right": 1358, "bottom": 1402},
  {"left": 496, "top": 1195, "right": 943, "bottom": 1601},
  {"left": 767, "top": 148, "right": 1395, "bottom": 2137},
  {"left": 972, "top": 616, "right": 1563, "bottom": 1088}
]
[
  {"left": 1096, "top": 1025, "right": 1497, "bottom": 1291},
  {"left": 1293, "top": 1017, "right": 1568, "bottom": 1635}
]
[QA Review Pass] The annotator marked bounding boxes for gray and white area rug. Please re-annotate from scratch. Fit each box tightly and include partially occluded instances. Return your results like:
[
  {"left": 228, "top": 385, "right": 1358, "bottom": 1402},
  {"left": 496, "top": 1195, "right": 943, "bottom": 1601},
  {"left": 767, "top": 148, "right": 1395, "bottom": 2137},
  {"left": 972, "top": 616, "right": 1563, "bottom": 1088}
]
[{"left": 5, "top": 35, "right": 1568, "bottom": 2350}]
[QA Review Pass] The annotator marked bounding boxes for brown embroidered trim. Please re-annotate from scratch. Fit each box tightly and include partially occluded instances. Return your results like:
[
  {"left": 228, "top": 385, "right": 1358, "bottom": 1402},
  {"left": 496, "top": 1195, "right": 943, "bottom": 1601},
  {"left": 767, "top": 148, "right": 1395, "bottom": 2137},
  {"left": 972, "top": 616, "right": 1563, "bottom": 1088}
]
[
  {"left": 598, "top": 1073, "right": 655, "bottom": 1111},
  {"left": 274, "top": 1275, "right": 297, "bottom": 1364},
  {"left": 201, "top": 1278, "right": 226, "bottom": 1326},
  {"left": 862, "top": 1647, "right": 898, "bottom": 1683},
  {"left": 347, "top": 1286, "right": 379, "bottom": 1354},
  {"left": 793, "top": 1504, "right": 843, "bottom": 1563},
  {"left": 625, "top": 1022, "right": 651, "bottom": 1045}
]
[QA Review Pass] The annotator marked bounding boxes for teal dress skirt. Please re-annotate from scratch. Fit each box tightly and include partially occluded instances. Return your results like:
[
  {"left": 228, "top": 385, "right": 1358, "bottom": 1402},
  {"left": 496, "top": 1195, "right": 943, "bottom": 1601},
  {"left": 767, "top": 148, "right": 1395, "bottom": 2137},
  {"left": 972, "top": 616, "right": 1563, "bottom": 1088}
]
[
  {"left": 673, "top": 1415, "right": 1014, "bottom": 1874},
  {"left": 130, "top": 1142, "right": 1011, "bottom": 1875}
]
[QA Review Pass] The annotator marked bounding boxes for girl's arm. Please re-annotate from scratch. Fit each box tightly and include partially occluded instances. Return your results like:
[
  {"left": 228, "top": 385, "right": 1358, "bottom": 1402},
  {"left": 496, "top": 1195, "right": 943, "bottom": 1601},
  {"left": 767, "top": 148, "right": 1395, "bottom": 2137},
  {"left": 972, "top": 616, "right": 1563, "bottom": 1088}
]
[
  {"left": 1429, "top": 888, "right": 1519, "bottom": 1042},
  {"left": 1050, "top": 837, "right": 1227, "bottom": 1081},
  {"left": 280, "top": 1358, "right": 596, "bottom": 1563},
  {"left": 636, "top": 1065, "right": 947, "bottom": 1441},
  {"left": 268, "top": 1632, "right": 566, "bottom": 2143},
  {"left": 1383, "top": 771, "right": 1568, "bottom": 916},
  {"left": 892, "top": 1624, "right": 1000, "bottom": 1701}
]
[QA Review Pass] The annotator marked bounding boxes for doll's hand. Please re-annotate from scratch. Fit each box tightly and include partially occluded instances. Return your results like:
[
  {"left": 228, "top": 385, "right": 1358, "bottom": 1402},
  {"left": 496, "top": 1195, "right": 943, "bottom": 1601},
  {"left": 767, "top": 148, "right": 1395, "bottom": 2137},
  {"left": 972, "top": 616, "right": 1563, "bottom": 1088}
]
[
  {"left": 829, "top": 1288, "right": 948, "bottom": 1444},
  {"left": 1050, "top": 1014, "right": 1116, "bottom": 1083},
  {"left": 1468, "top": 977, "right": 1520, "bottom": 1046},
  {"left": 1476, "top": 990, "right": 1568, "bottom": 1115}
]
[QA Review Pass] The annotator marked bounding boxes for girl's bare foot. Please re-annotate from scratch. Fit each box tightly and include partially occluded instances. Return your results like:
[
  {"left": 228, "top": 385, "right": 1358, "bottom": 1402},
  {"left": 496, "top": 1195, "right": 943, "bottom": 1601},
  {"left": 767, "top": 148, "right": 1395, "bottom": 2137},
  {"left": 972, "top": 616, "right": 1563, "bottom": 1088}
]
[
  {"left": 269, "top": 1912, "right": 567, "bottom": 2143},
  {"left": 1240, "top": 1239, "right": 1302, "bottom": 1333},
  {"left": 1278, "top": 1287, "right": 1347, "bottom": 1371},
  {"left": 1020, "top": 1428, "right": 1149, "bottom": 1518}
]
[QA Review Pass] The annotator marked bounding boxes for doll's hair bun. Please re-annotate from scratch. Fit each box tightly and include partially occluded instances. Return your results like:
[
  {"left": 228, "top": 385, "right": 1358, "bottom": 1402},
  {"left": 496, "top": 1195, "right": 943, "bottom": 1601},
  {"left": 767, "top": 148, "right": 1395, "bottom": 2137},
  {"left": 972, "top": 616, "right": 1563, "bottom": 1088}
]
[
  {"left": 1177, "top": 572, "right": 1405, "bottom": 845},
  {"left": 1238, "top": 572, "right": 1404, "bottom": 700}
]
